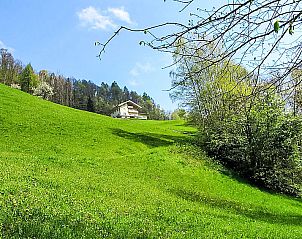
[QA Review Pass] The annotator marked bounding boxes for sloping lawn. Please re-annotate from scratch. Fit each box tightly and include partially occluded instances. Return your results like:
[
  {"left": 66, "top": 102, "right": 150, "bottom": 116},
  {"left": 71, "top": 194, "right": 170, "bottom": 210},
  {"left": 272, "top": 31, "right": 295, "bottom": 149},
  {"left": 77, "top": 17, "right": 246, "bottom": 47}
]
[{"left": 0, "top": 84, "right": 301, "bottom": 238}]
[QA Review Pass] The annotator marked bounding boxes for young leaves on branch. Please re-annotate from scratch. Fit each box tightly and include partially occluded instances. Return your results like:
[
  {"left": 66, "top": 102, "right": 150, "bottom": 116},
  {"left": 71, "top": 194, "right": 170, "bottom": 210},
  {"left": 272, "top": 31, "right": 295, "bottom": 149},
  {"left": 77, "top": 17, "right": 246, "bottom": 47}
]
[{"left": 274, "top": 20, "right": 280, "bottom": 33}]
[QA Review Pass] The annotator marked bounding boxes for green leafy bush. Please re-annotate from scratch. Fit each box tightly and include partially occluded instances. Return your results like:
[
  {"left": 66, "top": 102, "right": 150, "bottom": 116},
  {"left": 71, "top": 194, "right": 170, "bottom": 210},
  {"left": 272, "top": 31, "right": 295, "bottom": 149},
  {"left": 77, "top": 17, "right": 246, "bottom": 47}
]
[{"left": 200, "top": 93, "right": 302, "bottom": 196}]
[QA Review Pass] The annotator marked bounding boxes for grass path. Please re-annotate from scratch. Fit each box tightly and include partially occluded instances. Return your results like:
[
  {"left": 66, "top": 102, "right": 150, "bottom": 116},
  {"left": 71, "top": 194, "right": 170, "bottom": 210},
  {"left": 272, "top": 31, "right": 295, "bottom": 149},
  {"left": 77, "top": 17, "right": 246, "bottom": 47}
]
[{"left": 0, "top": 84, "right": 301, "bottom": 238}]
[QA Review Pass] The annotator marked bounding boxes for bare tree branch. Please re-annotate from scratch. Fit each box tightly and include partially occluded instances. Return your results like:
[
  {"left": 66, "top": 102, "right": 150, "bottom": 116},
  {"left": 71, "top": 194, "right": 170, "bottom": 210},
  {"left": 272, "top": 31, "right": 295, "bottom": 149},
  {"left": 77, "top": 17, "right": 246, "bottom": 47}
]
[{"left": 97, "top": 0, "right": 302, "bottom": 95}]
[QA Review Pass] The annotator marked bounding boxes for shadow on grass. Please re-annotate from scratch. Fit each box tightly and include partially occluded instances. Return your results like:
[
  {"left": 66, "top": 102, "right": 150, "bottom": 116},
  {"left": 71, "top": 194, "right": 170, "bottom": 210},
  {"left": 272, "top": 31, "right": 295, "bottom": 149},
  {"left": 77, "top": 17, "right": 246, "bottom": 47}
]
[
  {"left": 175, "top": 122, "right": 195, "bottom": 127},
  {"left": 170, "top": 189, "right": 302, "bottom": 226},
  {"left": 1, "top": 207, "right": 117, "bottom": 239},
  {"left": 111, "top": 128, "right": 189, "bottom": 148}
]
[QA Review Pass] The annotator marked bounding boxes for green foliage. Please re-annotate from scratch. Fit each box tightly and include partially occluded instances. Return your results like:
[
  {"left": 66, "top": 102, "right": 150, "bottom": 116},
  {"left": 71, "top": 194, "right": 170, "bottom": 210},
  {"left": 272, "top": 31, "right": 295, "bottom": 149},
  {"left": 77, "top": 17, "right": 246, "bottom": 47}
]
[
  {"left": 274, "top": 20, "right": 280, "bottom": 33},
  {"left": 171, "top": 39, "right": 302, "bottom": 196},
  {"left": 171, "top": 108, "right": 187, "bottom": 120},
  {"left": 19, "top": 63, "right": 38, "bottom": 93},
  {"left": 290, "top": 69, "right": 302, "bottom": 115},
  {"left": 289, "top": 22, "right": 294, "bottom": 35},
  {"left": 0, "top": 84, "right": 302, "bottom": 238},
  {"left": 201, "top": 92, "right": 302, "bottom": 196},
  {"left": 140, "top": 93, "right": 166, "bottom": 120},
  {"left": 170, "top": 39, "right": 251, "bottom": 127},
  {"left": 86, "top": 96, "right": 95, "bottom": 112}
]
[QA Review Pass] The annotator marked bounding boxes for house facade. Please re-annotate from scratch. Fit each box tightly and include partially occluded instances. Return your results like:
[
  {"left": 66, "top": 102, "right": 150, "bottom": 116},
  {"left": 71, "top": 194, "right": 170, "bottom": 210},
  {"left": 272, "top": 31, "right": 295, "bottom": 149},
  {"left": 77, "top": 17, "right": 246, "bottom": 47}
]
[{"left": 111, "top": 100, "right": 147, "bottom": 119}]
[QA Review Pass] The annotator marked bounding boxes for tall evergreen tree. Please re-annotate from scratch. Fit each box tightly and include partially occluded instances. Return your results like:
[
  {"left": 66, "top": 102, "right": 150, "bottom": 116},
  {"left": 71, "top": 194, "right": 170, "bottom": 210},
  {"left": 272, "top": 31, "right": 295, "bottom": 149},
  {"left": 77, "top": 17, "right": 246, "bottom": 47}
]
[
  {"left": 110, "top": 81, "right": 123, "bottom": 104},
  {"left": 123, "top": 86, "right": 130, "bottom": 101},
  {"left": 99, "top": 83, "right": 109, "bottom": 99},
  {"left": 19, "top": 63, "right": 38, "bottom": 93},
  {"left": 87, "top": 96, "right": 95, "bottom": 112},
  {"left": 130, "top": 91, "right": 140, "bottom": 104}
]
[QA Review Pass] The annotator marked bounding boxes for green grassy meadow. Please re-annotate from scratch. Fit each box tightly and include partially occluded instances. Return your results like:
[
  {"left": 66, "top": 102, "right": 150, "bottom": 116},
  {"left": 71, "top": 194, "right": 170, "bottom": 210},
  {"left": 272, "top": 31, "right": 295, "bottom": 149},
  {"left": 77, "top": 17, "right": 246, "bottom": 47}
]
[{"left": 0, "top": 83, "right": 301, "bottom": 238}]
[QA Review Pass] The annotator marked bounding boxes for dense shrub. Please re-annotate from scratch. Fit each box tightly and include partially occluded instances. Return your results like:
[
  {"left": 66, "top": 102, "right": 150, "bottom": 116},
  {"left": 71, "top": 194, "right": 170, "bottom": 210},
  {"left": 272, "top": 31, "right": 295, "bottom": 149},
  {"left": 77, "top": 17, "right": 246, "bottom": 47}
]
[{"left": 200, "top": 94, "right": 302, "bottom": 196}]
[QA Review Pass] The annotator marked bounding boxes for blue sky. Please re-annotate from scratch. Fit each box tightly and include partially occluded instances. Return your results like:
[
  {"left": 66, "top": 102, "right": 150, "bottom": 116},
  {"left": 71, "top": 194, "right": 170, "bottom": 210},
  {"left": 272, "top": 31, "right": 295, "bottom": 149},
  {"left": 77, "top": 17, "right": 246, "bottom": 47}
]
[{"left": 0, "top": 0, "right": 222, "bottom": 111}]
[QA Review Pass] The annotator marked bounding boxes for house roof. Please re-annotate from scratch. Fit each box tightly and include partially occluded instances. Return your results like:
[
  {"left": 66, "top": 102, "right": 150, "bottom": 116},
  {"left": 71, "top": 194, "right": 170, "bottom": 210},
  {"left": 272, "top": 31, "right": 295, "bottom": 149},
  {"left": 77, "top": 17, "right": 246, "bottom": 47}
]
[{"left": 117, "top": 100, "right": 142, "bottom": 109}]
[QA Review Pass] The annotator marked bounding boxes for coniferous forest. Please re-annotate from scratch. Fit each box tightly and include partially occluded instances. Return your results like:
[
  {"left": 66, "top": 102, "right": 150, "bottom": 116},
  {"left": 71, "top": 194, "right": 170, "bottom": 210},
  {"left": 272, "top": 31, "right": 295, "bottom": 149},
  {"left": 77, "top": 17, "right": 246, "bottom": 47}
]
[{"left": 0, "top": 49, "right": 166, "bottom": 120}]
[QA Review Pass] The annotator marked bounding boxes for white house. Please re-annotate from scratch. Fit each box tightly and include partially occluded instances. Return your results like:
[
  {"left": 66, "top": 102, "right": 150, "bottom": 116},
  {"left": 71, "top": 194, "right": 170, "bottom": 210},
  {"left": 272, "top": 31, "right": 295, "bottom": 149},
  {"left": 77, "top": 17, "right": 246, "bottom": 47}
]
[{"left": 111, "top": 100, "right": 147, "bottom": 119}]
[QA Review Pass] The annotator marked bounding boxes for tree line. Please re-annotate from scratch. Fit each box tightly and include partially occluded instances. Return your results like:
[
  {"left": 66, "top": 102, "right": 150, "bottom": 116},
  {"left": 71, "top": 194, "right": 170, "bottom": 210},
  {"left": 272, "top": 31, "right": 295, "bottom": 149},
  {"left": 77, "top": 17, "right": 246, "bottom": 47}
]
[{"left": 0, "top": 48, "right": 167, "bottom": 120}]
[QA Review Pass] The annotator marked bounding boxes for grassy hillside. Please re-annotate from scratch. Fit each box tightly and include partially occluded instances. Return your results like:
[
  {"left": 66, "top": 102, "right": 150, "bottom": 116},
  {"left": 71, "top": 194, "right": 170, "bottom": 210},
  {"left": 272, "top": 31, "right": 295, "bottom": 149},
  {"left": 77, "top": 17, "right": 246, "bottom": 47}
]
[{"left": 0, "top": 84, "right": 301, "bottom": 238}]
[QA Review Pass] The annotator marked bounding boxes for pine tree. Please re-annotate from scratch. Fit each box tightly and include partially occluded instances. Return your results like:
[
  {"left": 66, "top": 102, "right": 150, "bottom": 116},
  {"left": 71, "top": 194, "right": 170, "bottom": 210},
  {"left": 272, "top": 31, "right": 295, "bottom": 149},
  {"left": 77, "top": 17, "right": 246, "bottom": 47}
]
[
  {"left": 87, "top": 96, "right": 95, "bottom": 112},
  {"left": 123, "top": 86, "right": 130, "bottom": 101},
  {"left": 20, "top": 63, "right": 38, "bottom": 93}
]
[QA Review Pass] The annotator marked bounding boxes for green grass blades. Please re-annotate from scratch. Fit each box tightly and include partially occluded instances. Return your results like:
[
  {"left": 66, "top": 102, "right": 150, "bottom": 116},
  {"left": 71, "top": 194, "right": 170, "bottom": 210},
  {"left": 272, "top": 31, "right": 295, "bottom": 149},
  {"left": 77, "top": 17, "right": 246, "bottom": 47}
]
[{"left": 0, "top": 84, "right": 301, "bottom": 238}]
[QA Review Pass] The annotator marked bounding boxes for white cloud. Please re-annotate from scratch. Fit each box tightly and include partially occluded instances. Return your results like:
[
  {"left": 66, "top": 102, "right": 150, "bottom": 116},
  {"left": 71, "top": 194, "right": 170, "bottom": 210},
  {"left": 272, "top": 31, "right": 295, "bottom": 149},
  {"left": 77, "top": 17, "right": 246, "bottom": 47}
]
[
  {"left": 78, "top": 6, "right": 134, "bottom": 31},
  {"left": 77, "top": 6, "right": 117, "bottom": 30},
  {"left": 129, "top": 62, "right": 154, "bottom": 77},
  {"left": 128, "top": 62, "right": 154, "bottom": 87},
  {"left": 0, "top": 40, "right": 14, "bottom": 53},
  {"left": 108, "top": 7, "right": 132, "bottom": 24}
]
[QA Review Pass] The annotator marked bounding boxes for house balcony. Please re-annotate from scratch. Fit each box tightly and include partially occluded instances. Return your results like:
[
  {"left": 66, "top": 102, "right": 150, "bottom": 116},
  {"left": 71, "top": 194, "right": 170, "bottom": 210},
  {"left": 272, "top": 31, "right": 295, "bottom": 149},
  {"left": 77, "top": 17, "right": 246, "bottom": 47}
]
[{"left": 128, "top": 109, "right": 139, "bottom": 114}]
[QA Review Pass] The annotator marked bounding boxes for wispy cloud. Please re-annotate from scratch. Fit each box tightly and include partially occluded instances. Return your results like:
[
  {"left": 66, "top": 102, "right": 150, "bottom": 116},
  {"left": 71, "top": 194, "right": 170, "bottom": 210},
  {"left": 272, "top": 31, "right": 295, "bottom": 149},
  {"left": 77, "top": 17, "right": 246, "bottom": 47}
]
[
  {"left": 0, "top": 40, "right": 14, "bottom": 53},
  {"left": 78, "top": 6, "right": 133, "bottom": 31},
  {"left": 128, "top": 62, "right": 154, "bottom": 87},
  {"left": 129, "top": 62, "right": 154, "bottom": 77},
  {"left": 77, "top": 6, "right": 116, "bottom": 30},
  {"left": 108, "top": 7, "right": 133, "bottom": 24}
]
